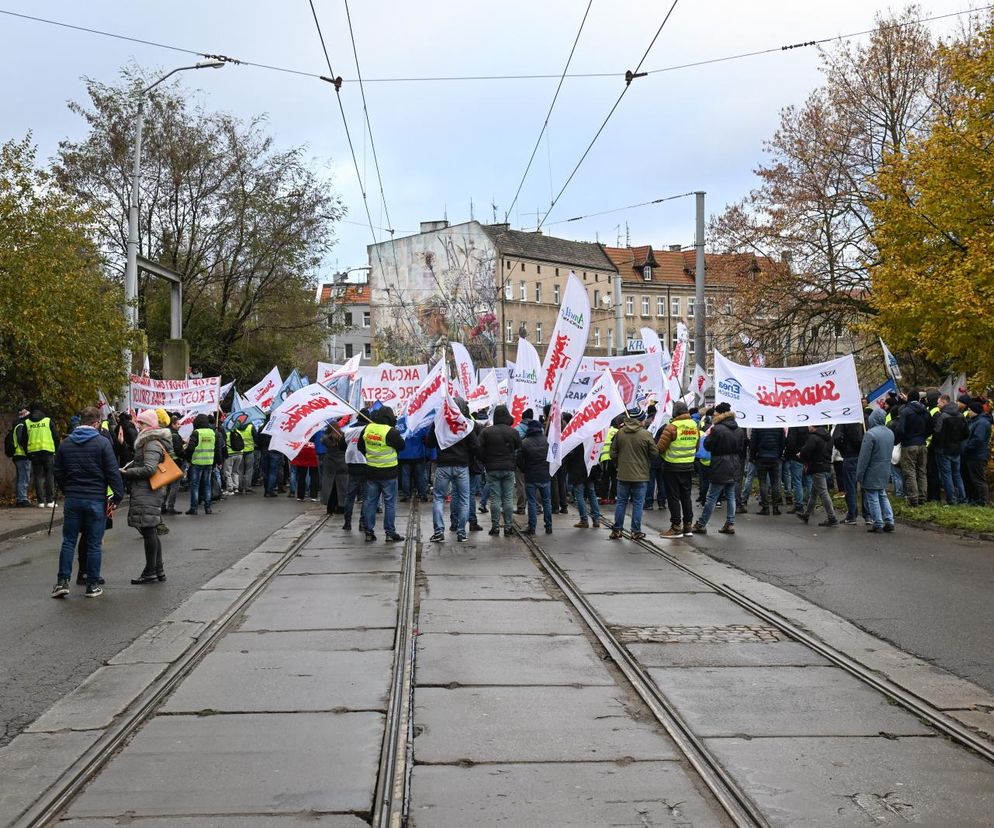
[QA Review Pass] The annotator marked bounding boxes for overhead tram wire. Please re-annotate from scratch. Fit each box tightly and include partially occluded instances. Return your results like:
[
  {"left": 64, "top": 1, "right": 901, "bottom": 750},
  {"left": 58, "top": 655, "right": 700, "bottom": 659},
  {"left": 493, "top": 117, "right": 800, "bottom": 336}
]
[
  {"left": 504, "top": 0, "right": 594, "bottom": 224},
  {"left": 537, "top": 0, "right": 681, "bottom": 231}
]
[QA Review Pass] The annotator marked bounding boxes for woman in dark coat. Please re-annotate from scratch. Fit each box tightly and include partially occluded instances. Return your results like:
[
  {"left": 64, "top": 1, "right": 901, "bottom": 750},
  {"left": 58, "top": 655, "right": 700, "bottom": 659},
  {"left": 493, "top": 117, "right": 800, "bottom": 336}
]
[
  {"left": 321, "top": 422, "right": 348, "bottom": 514},
  {"left": 120, "top": 409, "right": 172, "bottom": 584}
]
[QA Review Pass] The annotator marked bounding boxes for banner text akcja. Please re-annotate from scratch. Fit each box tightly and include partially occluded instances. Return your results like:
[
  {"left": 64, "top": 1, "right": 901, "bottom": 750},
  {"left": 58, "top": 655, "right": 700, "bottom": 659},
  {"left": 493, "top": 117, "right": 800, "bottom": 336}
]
[
  {"left": 129, "top": 375, "right": 220, "bottom": 411},
  {"left": 357, "top": 364, "right": 428, "bottom": 409},
  {"left": 713, "top": 350, "right": 863, "bottom": 426}
]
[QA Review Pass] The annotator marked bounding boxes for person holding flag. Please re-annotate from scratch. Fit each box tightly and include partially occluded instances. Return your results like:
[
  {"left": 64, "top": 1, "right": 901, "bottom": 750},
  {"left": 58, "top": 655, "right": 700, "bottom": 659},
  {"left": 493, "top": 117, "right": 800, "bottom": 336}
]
[
  {"left": 608, "top": 407, "right": 658, "bottom": 541},
  {"left": 358, "top": 406, "right": 406, "bottom": 543},
  {"left": 656, "top": 401, "right": 700, "bottom": 538},
  {"left": 425, "top": 393, "right": 478, "bottom": 543}
]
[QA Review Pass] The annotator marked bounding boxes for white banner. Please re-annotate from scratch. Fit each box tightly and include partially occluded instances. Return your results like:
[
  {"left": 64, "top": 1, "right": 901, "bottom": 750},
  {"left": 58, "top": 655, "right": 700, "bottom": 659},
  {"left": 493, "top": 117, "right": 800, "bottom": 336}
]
[
  {"left": 638, "top": 326, "right": 667, "bottom": 408},
  {"left": 330, "top": 354, "right": 362, "bottom": 380},
  {"left": 262, "top": 383, "right": 353, "bottom": 453},
  {"left": 450, "top": 342, "right": 477, "bottom": 398},
  {"left": 464, "top": 372, "right": 501, "bottom": 413},
  {"left": 356, "top": 363, "right": 428, "bottom": 410},
  {"left": 690, "top": 363, "right": 712, "bottom": 399},
  {"left": 668, "top": 322, "right": 689, "bottom": 388},
  {"left": 552, "top": 370, "right": 626, "bottom": 473},
  {"left": 433, "top": 387, "right": 473, "bottom": 450},
  {"left": 316, "top": 361, "right": 341, "bottom": 385},
  {"left": 577, "top": 355, "right": 645, "bottom": 406},
  {"left": 129, "top": 374, "right": 220, "bottom": 412},
  {"left": 562, "top": 371, "right": 599, "bottom": 413},
  {"left": 509, "top": 337, "right": 544, "bottom": 425},
  {"left": 713, "top": 350, "right": 863, "bottom": 426},
  {"left": 540, "top": 272, "right": 590, "bottom": 404},
  {"left": 244, "top": 366, "right": 282, "bottom": 412},
  {"left": 403, "top": 361, "right": 449, "bottom": 434}
]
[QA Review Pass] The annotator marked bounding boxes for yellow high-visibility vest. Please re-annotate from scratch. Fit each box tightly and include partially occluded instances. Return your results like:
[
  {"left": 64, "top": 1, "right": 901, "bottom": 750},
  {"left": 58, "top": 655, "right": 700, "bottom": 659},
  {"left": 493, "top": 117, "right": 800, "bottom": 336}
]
[
  {"left": 599, "top": 426, "right": 618, "bottom": 462},
  {"left": 26, "top": 418, "right": 55, "bottom": 453},
  {"left": 664, "top": 419, "right": 699, "bottom": 465},
  {"left": 191, "top": 428, "right": 216, "bottom": 466},
  {"left": 362, "top": 423, "right": 397, "bottom": 469},
  {"left": 237, "top": 424, "right": 255, "bottom": 454}
]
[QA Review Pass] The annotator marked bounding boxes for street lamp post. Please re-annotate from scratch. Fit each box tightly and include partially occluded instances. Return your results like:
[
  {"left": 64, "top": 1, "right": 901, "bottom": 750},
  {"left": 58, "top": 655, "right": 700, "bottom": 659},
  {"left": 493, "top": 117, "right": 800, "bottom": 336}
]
[{"left": 123, "top": 60, "right": 224, "bottom": 400}]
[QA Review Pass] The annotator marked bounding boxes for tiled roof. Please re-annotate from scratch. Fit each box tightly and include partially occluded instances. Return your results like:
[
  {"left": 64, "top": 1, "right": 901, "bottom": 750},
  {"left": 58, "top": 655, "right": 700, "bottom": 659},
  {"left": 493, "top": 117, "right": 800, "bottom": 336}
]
[
  {"left": 602, "top": 244, "right": 781, "bottom": 288},
  {"left": 319, "top": 283, "right": 370, "bottom": 304},
  {"left": 481, "top": 225, "right": 617, "bottom": 271}
]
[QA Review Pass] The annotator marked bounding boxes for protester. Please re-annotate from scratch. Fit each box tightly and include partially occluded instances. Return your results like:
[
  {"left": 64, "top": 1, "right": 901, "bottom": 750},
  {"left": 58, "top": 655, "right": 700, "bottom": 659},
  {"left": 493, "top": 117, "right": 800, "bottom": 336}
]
[
  {"left": 162, "top": 412, "right": 185, "bottom": 515},
  {"left": 291, "top": 440, "right": 320, "bottom": 501},
  {"left": 597, "top": 416, "right": 622, "bottom": 505},
  {"left": 397, "top": 423, "right": 429, "bottom": 502},
  {"left": 514, "top": 408, "right": 534, "bottom": 514},
  {"left": 320, "top": 422, "right": 348, "bottom": 514},
  {"left": 426, "top": 399, "right": 478, "bottom": 543},
  {"left": 114, "top": 412, "right": 137, "bottom": 469},
  {"left": 833, "top": 419, "right": 865, "bottom": 524},
  {"left": 185, "top": 413, "right": 221, "bottom": 514},
  {"left": 235, "top": 420, "right": 257, "bottom": 494},
  {"left": 222, "top": 424, "right": 245, "bottom": 495},
  {"left": 121, "top": 409, "right": 173, "bottom": 585},
  {"left": 857, "top": 408, "right": 896, "bottom": 533},
  {"left": 608, "top": 407, "right": 658, "bottom": 541},
  {"left": 341, "top": 414, "right": 369, "bottom": 532},
  {"left": 656, "top": 401, "right": 699, "bottom": 539},
  {"left": 750, "top": 427, "right": 785, "bottom": 515},
  {"left": 692, "top": 402, "right": 745, "bottom": 534},
  {"left": 358, "top": 406, "right": 406, "bottom": 543},
  {"left": 784, "top": 426, "right": 810, "bottom": 514},
  {"left": 50, "top": 407, "right": 124, "bottom": 598},
  {"left": 894, "top": 391, "right": 931, "bottom": 506},
  {"left": 21, "top": 402, "right": 59, "bottom": 507},
  {"left": 963, "top": 400, "right": 992, "bottom": 506},
  {"left": 517, "top": 417, "right": 553, "bottom": 535},
  {"left": 644, "top": 419, "right": 666, "bottom": 511},
  {"left": 477, "top": 404, "right": 522, "bottom": 536},
  {"left": 463, "top": 414, "right": 487, "bottom": 532},
  {"left": 795, "top": 424, "right": 839, "bottom": 526},
  {"left": 5, "top": 408, "right": 32, "bottom": 506},
  {"left": 566, "top": 438, "right": 602, "bottom": 529},
  {"left": 932, "top": 393, "right": 968, "bottom": 505}
]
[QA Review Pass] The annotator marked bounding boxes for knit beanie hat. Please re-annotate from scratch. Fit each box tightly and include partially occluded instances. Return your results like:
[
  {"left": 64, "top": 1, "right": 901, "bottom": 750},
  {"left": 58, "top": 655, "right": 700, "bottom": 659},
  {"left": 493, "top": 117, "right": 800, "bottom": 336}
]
[{"left": 135, "top": 409, "right": 160, "bottom": 430}]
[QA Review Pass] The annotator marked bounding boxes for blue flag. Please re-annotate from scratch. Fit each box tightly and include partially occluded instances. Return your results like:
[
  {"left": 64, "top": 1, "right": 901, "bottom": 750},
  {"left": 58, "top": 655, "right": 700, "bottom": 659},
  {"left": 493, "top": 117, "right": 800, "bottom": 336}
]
[
  {"left": 866, "top": 378, "right": 897, "bottom": 411},
  {"left": 273, "top": 369, "right": 305, "bottom": 408}
]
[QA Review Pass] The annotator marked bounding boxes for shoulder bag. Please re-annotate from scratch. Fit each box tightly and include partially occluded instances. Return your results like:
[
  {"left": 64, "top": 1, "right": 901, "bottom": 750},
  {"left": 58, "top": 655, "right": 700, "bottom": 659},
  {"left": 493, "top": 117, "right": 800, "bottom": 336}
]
[{"left": 149, "top": 440, "right": 183, "bottom": 490}]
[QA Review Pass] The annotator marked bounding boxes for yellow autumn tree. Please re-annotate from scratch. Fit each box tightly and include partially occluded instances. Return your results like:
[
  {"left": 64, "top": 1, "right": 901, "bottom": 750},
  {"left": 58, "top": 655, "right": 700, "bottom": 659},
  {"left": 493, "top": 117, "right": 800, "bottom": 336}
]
[
  {"left": 870, "top": 16, "right": 994, "bottom": 389},
  {"left": 0, "top": 136, "right": 139, "bottom": 419}
]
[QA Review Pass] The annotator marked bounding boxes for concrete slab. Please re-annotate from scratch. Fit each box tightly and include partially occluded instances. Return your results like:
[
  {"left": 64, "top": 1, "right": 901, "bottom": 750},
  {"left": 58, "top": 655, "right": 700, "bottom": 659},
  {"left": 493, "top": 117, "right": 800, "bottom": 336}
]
[
  {"left": 66, "top": 712, "right": 383, "bottom": 818},
  {"left": 707, "top": 735, "right": 994, "bottom": 827},
  {"left": 414, "top": 686, "right": 678, "bottom": 763},
  {"left": 200, "top": 552, "right": 280, "bottom": 590},
  {"left": 420, "top": 551, "right": 538, "bottom": 576},
  {"left": 217, "top": 629, "right": 394, "bottom": 653},
  {"left": 416, "top": 634, "right": 612, "bottom": 687},
  {"left": 409, "top": 761, "right": 725, "bottom": 828},
  {"left": 0, "top": 730, "right": 100, "bottom": 825},
  {"left": 629, "top": 640, "right": 829, "bottom": 668},
  {"left": 546, "top": 548, "right": 675, "bottom": 570},
  {"left": 421, "top": 574, "right": 550, "bottom": 600},
  {"left": 108, "top": 620, "right": 207, "bottom": 665},
  {"left": 63, "top": 817, "right": 368, "bottom": 827},
  {"left": 162, "top": 588, "right": 242, "bottom": 625},
  {"left": 26, "top": 662, "right": 165, "bottom": 733},
  {"left": 567, "top": 569, "right": 713, "bottom": 594},
  {"left": 951, "top": 708, "right": 994, "bottom": 740},
  {"left": 590, "top": 592, "right": 758, "bottom": 628},
  {"left": 240, "top": 573, "right": 399, "bottom": 631},
  {"left": 162, "top": 649, "right": 392, "bottom": 713},
  {"left": 418, "top": 599, "right": 579, "bottom": 635},
  {"left": 648, "top": 666, "right": 932, "bottom": 737},
  {"left": 283, "top": 548, "right": 402, "bottom": 575}
]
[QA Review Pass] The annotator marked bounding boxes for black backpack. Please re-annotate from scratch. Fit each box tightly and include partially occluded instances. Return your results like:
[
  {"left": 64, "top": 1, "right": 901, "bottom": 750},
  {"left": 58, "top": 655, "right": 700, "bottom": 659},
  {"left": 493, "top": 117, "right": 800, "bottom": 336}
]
[
  {"left": 3, "top": 426, "right": 16, "bottom": 458},
  {"left": 229, "top": 429, "right": 245, "bottom": 452},
  {"left": 941, "top": 413, "right": 969, "bottom": 447}
]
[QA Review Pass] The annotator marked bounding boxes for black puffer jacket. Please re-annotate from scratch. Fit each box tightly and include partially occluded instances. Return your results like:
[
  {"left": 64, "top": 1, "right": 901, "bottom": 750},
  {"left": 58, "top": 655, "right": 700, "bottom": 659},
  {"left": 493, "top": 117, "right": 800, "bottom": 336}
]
[
  {"left": 564, "top": 443, "right": 599, "bottom": 485},
  {"left": 478, "top": 405, "right": 521, "bottom": 472},
  {"left": 703, "top": 412, "right": 746, "bottom": 485},
  {"left": 750, "top": 427, "right": 785, "bottom": 463},
  {"left": 53, "top": 427, "right": 124, "bottom": 503},
  {"left": 517, "top": 419, "right": 551, "bottom": 483},
  {"left": 121, "top": 427, "right": 172, "bottom": 528},
  {"left": 798, "top": 426, "right": 833, "bottom": 474},
  {"left": 832, "top": 421, "right": 863, "bottom": 459}
]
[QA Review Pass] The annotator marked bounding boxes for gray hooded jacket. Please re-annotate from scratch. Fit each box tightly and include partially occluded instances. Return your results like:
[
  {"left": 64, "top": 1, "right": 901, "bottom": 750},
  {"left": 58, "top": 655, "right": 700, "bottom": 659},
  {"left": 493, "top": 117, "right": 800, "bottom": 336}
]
[{"left": 856, "top": 408, "right": 894, "bottom": 490}]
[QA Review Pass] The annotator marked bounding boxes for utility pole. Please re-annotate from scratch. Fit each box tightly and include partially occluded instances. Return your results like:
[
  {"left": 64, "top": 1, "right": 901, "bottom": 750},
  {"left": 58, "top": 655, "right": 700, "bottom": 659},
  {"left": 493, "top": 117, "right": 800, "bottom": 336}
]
[
  {"left": 613, "top": 270, "right": 623, "bottom": 356},
  {"left": 694, "top": 191, "right": 706, "bottom": 368}
]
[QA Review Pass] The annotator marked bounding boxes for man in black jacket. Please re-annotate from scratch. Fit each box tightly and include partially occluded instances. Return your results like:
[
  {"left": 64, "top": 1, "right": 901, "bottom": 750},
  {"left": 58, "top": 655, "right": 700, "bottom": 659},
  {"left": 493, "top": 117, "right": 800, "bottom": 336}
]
[
  {"left": 894, "top": 394, "right": 931, "bottom": 506},
  {"left": 933, "top": 394, "right": 968, "bottom": 504},
  {"left": 750, "top": 427, "right": 785, "bottom": 515},
  {"left": 692, "top": 403, "right": 746, "bottom": 534},
  {"left": 358, "top": 406, "right": 406, "bottom": 542},
  {"left": 51, "top": 407, "right": 124, "bottom": 598},
  {"left": 517, "top": 419, "right": 553, "bottom": 535},
  {"left": 833, "top": 420, "right": 864, "bottom": 523},
  {"left": 425, "top": 399, "right": 479, "bottom": 543},
  {"left": 795, "top": 425, "right": 838, "bottom": 526},
  {"left": 477, "top": 404, "right": 522, "bottom": 536}
]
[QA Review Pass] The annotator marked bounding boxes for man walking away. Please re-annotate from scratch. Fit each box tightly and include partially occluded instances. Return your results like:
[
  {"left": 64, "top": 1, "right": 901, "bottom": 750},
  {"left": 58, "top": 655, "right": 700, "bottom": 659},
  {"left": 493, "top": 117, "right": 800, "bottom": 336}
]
[
  {"left": 426, "top": 399, "right": 479, "bottom": 543},
  {"left": 5, "top": 408, "right": 32, "bottom": 506},
  {"left": 795, "top": 425, "right": 838, "bottom": 526},
  {"left": 750, "top": 426, "right": 785, "bottom": 515},
  {"left": 656, "top": 401, "right": 700, "bottom": 539},
  {"left": 22, "top": 403, "right": 59, "bottom": 507},
  {"left": 785, "top": 426, "right": 810, "bottom": 513},
  {"left": 358, "top": 406, "right": 406, "bottom": 543},
  {"left": 609, "top": 407, "right": 658, "bottom": 541},
  {"left": 517, "top": 418, "right": 553, "bottom": 535},
  {"left": 857, "top": 408, "right": 896, "bottom": 533},
  {"left": 184, "top": 413, "right": 220, "bottom": 514},
  {"left": 963, "top": 401, "right": 992, "bottom": 506},
  {"left": 51, "top": 407, "right": 124, "bottom": 598},
  {"left": 894, "top": 392, "right": 931, "bottom": 506},
  {"left": 833, "top": 420, "right": 864, "bottom": 523},
  {"left": 478, "top": 404, "right": 522, "bottom": 536},
  {"left": 566, "top": 439, "right": 602, "bottom": 529},
  {"left": 692, "top": 403, "right": 745, "bottom": 535},
  {"left": 933, "top": 394, "right": 968, "bottom": 505},
  {"left": 341, "top": 414, "right": 369, "bottom": 531}
]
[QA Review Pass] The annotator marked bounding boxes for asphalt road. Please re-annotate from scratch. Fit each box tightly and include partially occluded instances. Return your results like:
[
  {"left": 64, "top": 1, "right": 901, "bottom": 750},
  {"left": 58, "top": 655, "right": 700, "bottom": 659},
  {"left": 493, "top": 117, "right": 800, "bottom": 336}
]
[
  {"left": 640, "top": 505, "right": 994, "bottom": 693},
  {"left": 0, "top": 492, "right": 317, "bottom": 747}
]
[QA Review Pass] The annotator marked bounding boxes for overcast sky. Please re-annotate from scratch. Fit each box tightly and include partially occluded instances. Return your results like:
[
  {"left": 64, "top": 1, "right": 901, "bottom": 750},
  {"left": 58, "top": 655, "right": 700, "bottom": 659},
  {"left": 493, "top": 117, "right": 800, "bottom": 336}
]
[{"left": 0, "top": 1, "right": 977, "bottom": 276}]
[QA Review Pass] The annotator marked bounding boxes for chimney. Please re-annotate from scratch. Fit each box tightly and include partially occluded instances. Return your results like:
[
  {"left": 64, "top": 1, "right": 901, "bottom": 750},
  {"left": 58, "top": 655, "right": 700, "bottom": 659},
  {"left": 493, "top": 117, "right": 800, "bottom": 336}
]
[
  {"left": 489, "top": 222, "right": 510, "bottom": 233},
  {"left": 668, "top": 244, "right": 681, "bottom": 252},
  {"left": 420, "top": 220, "right": 450, "bottom": 233}
]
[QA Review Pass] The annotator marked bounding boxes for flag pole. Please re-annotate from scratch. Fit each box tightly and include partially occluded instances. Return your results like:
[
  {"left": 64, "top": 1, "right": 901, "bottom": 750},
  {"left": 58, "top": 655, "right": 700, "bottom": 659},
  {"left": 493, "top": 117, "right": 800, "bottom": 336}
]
[{"left": 316, "top": 378, "right": 374, "bottom": 424}]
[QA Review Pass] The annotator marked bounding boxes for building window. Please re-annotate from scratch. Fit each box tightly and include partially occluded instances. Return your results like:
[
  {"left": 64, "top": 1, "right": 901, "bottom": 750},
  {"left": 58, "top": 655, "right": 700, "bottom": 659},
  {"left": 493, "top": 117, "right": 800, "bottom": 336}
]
[
  {"left": 535, "top": 282, "right": 542, "bottom": 303},
  {"left": 555, "top": 267, "right": 560, "bottom": 276},
  {"left": 504, "top": 279, "right": 512, "bottom": 301},
  {"left": 594, "top": 328, "right": 601, "bottom": 347},
  {"left": 344, "top": 311, "right": 353, "bottom": 326},
  {"left": 641, "top": 296, "right": 650, "bottom": 317},
  {"left": 724, "top": 298, "right": 733, "bottom": 314},
  {"left": 345, "top": 343, "right": 354, "bottom": 358},
  {"left": 705, "top": 297, "right": 714, "bottom": 317},
  {"left": 834, "top": 322, "right": 843, "bottom": 338},
  {"left": 364, "top": 342, "right": 372, "bottom": 358},
  {"left": 656, "top": 297, "right": 665, "bottom": 317},
  {"left": 671, "top": 297, "right": 680, "bottom": 317},
  {"left": 521, "top": 262, "right": 527, "bottom": 272},
  {"left": 327, "top": 343, "right": 333, "bottom": 358},
  {"left": 554, "top": 284, "right": 561, "bottom": 304},
  {"left": 536, "top": 322, "right": 543, "bottom": 344},
  {"left": 593, "top": 289, "right": 600, "bottom": 308},
  {"left": 362, "top": 311, "right": 371, "bottom": 328},
  {"left": 536, "top": 264, "right": 541, "bottom": 274},
  {"left": 594, "top": 273, "right": 599, "bottom": 283},
  {"left": 643, "top": 264, "right": 652, "bottom": 281},
  {"left": 607, "top": 328, "right": 613, "bottom": 348},
  {"left": 520, "top": 281, "right": 527, "bottom": 301},
  {"left": 625, "top": 296, "right": 634, "bottom": 317},
  {"left": 506, "top": 320, "right": 513, "bottom": 343},
  {"left": 688, "top": 338, "right": 695, "bottom": 355},
  {"left": 687, "top": 298, "right": 695, "bottom": 318}
]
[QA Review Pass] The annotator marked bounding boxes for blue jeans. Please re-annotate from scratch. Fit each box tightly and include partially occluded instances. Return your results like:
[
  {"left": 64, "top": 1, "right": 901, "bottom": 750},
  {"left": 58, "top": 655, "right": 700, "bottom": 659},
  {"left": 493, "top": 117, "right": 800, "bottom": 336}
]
[
  {"left": 526, "top": 480, "right": 553, "bottom": 531},
  {"left": 699, "top": 480, "right": 736, "bottom": 527},
  {"left": 433, "top": 466, "right": 470, "bottom": 536},
  {"left": 188, "top": 464, "right": 213, "bottom": 510},
  {"left": 890, "top": 464, "right": 905, "bottom": 497},
  {"left": 788, "top": 459, "right": 810, "bottom": 505},
  {"left": 344, "top": 470, "right": 366, "bottom": 528},
  {"left": 14, "top": 457, "right": 30, "bottom": 503},
  {"left": 741, "top": 461, "right": 756, "bottom": 504},
  {"left": 613, "top": 480, "right": 647, "bottom": 532},
  {"left": 487, "top": 469, "right": 515, "bottom": 529},
  {"left": 864, "top": 489, "right": 894, "bottom": 528},
  {"left": 400, "top": 461, "right": 428, "bottom": 499},
  {"left": 842, "top": 456, "right": 859, "bottom": 519},
  {"left": 59, "top": 497, "right": 106, "bottom": 583},
  {"left": 573, "top": 481, "right": 602, "bottom": 523},
  {"left": 457, "top": 472, "right": 483, "bottom": 524},
  {"left": 363, "top": 477, "right": 397, "bottom": 534},
  {"left": 937, "top": 454, "right": 966, "bottom": 504},
  {"left": 646, "top": 465, "right": 665, "bottom": 507},
  {"left": 263, "top": 449, "right": 283, "bottom": 495}
]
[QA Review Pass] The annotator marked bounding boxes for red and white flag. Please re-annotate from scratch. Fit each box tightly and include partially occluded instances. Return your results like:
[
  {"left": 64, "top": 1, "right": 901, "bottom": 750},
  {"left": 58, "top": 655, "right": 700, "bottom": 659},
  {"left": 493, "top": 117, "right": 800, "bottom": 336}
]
[
  {"left": 509, "top": 337, "right": 543, "bottom": 426},
  {"left": 263, "top": 383, "right": 352, "bottom": 456},
  {"left": 550, "top": 370, "right": 626, "bottom": 475},
  {"left": 403, "top": 360, "right": 449, "bottom": 435},
  {"left": 450, "top": 341, "right": 477, "bottom": 398},
  {"left": 668, "top": 322, "right": 689, "bottom": 388},
  {"left": 740, "top": 332, "right": 766, "bottom": 368},
  {"left": 540, "top": 272, "right": 589, "bottom": 405},
  {"left": 433, "top": 386, "right": 473, "bottom": 450},
  {"left": 464, "top": 371, "right": 501, "bottom": 413},
  {"left": 329, "top": 354, "right": 362, "bottom": 380},
  {"left": 638, "top": 326, "right": 667, "bottom": 409},
  {"left": 690, "top": 363, "right": 712, "bottom": 399},
  {"left": 244, "top": 365, "right": 283, "bottom": 412}
]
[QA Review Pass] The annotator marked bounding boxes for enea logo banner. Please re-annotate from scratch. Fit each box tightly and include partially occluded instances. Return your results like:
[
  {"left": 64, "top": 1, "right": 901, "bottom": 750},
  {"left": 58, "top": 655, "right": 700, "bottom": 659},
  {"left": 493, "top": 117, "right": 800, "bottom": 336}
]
[{"left": 713, "top": 350, "right": 863, "bottom": 426}]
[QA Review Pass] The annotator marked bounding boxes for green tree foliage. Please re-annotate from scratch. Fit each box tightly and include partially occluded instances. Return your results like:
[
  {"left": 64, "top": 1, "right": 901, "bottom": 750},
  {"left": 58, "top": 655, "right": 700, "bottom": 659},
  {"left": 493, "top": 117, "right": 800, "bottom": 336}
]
[
  {"left": 870, "top": 15, "right": 994, "bottom": 389},
  {"left": 0, "top": 136, "right": 138, "bottom": 418},
  {"left": 55, "top": 66, "right": 343, "bottom": 384}
]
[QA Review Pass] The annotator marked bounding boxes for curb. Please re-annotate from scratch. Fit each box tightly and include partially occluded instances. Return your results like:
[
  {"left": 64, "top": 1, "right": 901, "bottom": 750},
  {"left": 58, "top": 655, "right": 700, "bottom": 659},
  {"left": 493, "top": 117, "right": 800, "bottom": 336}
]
[
  {"left": 0, "top": 515, "right": 63, "bottom": 544},
  {"left": 895, "top": 516, "right": 994, "bottom": 542}
]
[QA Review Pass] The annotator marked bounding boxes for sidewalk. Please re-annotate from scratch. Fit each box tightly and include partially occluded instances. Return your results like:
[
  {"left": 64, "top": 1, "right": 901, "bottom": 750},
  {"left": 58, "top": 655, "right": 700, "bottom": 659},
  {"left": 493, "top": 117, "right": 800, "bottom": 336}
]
[{"left": 0, "top": 504, "right": 62, "bottom": 543}]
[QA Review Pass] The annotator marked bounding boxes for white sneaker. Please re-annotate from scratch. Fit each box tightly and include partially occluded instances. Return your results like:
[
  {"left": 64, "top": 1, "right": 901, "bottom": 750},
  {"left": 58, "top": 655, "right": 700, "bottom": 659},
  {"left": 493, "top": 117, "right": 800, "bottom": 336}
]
[
  {"left": 47, "top": 502, "right": 56, "bottom": 508},
  {"left": 39, "top": 503, "right": 48, "bottom": 508}
]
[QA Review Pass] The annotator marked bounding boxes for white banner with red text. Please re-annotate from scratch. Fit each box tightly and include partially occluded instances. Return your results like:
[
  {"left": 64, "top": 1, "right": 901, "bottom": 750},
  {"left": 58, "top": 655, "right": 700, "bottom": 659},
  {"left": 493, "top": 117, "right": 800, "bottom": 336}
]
[
  {"left": 129, "top": 375, "right": 220, "bottom": 412},
  {"left": 576, "top": 355, "right": 646, "bottom": 407},
  {"left": 549, "top": 370, "right": 626, "bottom": 475},
  {"left": 357, "top": 363, "right": 428, "bottom": 410},
  {"left": 540, "top": 272, "right": 590, "bottom": 405},
  {"left": 509, "top": 337, "right": 544, "bottom": 425},
  {"left": 243, "top": 365, "right": 283, "bottom": 412},
  {"left": 262, "top": 383, "right": 353, "bottom": 457}
]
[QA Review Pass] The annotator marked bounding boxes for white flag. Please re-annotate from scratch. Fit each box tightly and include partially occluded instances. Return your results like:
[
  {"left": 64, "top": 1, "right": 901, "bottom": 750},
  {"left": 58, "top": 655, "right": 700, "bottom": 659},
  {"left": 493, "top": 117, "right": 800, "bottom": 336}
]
[
  {"left": 330, "top": 354, "right": 362, "bottom": 380},
  {"left": 218, "top": 380, "right": 235, "bottom": 401},
  {"left": 552, "top": 370, "right": 626, "bottom": 475},
  {"left": 262, "top": 383, "right": 352, "bottom": 452},
  {"left": 509, "top": 337, "right": 543, "bottom": 426},
  {"left": 639, "top": 326, "right": 667, "bottom": 409},
  {"left": 464, "top": 371, "right": 501, "bottom": 413},
  {"left": 316, "top": 361, "right": 341, "bottom": 385},
  {"left": 450, "top": 342, "right": 477, "bottom": 398},
  {"left": 690, "top": 363, "right": 712, "bottom": 399},
  {"left": 244, "top": 366, "right": 283, "bottom": 412},
  {"left": 546, "top": 397, "right": 564, "bottom": 476},
  {"left": 141, "top": 353, "right": 151, "bottom": 378},
  {"left": 668, "top": 322, "right": 689, "bottom": 388},
  {"left": 879, "top": 337, "right": 902, "bottom": 382},
  {"left": 739, "top": 332, "right": 766, "bottom": 367},
  {"left": 433, "top": 386, "right": 474, "bottom": 450},
  {"left": 541, "top": 272, "right": 590, "bottom": 404},
  {"left": 404, "top": 360, "right": 449, "bottom": 435}
]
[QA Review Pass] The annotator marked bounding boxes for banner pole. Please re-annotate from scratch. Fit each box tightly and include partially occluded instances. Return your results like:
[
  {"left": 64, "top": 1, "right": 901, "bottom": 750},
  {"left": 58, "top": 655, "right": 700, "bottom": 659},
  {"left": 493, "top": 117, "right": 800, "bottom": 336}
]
[{"left": 316, "top": 379, "right": 374, "bottom": 424}]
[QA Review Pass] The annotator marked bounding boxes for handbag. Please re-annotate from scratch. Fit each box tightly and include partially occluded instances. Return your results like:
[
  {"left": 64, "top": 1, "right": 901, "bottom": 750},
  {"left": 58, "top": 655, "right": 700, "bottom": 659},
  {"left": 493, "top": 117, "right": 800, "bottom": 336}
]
[{"left": 150, "top": 442, "right": 183, "bottom": 490}]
